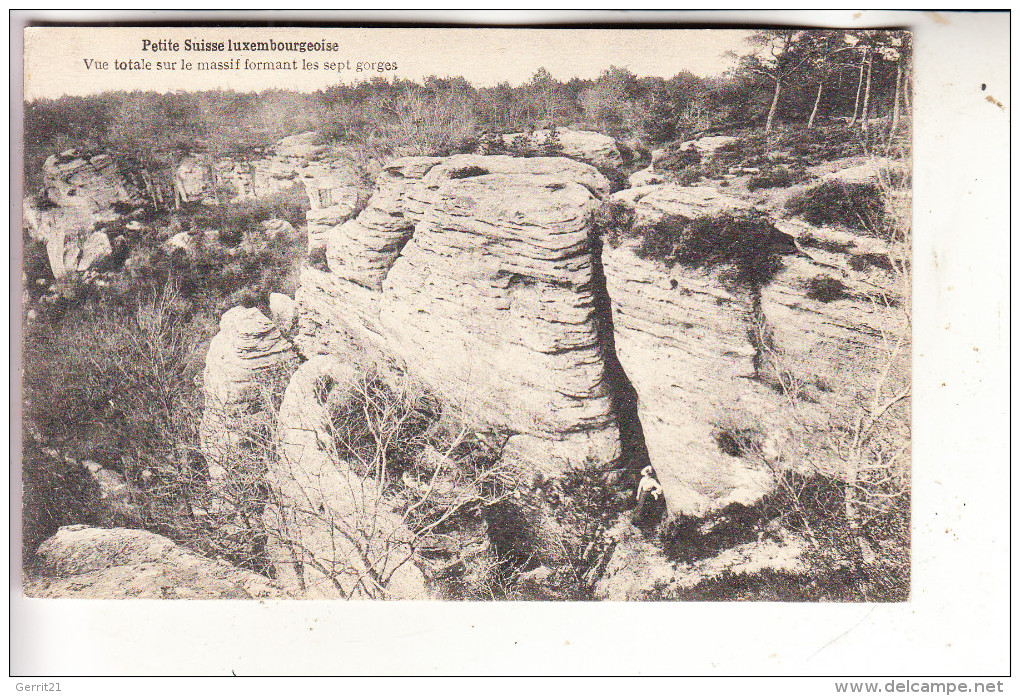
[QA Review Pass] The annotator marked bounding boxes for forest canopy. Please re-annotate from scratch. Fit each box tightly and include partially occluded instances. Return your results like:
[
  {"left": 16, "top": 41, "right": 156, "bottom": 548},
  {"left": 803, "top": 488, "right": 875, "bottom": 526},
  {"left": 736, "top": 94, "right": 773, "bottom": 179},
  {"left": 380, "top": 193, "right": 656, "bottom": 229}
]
[{"left": 23, "top": 29, "right": 910, "bottom": 189}]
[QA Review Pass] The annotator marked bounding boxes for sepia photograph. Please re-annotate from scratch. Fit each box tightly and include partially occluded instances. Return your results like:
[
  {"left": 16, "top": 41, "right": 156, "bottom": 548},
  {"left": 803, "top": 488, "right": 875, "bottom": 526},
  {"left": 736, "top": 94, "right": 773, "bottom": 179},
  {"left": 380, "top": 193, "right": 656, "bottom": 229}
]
[
  {"left": 20, "top": 23, "right": 913, "bottom": 602},
  {"left": 10, "top": 10, "right": 1010, "bottom": 681}
]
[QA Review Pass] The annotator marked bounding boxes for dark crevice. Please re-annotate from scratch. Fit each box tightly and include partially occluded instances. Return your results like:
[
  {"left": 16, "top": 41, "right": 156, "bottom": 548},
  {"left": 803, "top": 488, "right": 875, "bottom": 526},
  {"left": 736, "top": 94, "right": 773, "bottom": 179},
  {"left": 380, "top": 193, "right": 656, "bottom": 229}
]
[{"left": 589, "top": 234, "right": 651, "bottom": 483}]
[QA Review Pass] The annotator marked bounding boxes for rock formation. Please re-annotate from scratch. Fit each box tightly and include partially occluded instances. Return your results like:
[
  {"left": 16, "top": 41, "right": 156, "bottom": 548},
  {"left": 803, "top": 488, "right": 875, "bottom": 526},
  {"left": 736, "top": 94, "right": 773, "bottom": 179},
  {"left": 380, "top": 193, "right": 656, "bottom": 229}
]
[
  {"left": 600, "top": 181, "right": 905, "bottom": 516},
  {"left": 301, "top": 159, "right": 369, "bottom": 252},
  {"left": 172, "top": 132, "right": 371, "bottom": 250},
  {"left": 200, "top": 306, "right": 299, "bottom": 479},
  {"left": 24, "top": 525, "right": 289, "bottom": 599},
  {"left": 269, "top": 292, "right": 298, "bottom": 333},
  {"left": 297, "top": 154, "right": 622, "bottom": 475},
  {"left": 601, "top": 204, "right": 777, "bottom": 516},
  {"left": 23, "top": 149, "right": 146, "bottom": 277},
  {"left": 485, "top": 129, "right": 625, "bottom": 174},
  {"left": 610, "top": 183, "right": 754, "bottom": 226},
  {"left": 676, "top": 134, "right": 738, "bottom": 156},
  {"left": 813, "top": 155, "right": 906, "bottom": 185},
  {"left": 174, "top": 154, "right": 217, "bottom": 205},
  {"left": 189, "top": 141, "right": 906, "bottom": 597},
  {"left": 593, "top": 519, "right": 806, "bottom": 600}
]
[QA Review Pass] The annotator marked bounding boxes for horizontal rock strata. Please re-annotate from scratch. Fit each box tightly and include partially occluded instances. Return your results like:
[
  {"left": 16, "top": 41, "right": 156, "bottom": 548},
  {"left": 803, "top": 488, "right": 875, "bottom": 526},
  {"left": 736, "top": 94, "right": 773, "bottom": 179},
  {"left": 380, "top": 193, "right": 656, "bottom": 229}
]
[
  {"left": 487, "top": 129, "right": 624, "bottom": 173},
  {"left": 603, "top": 238, "right": 774, "bottom": 516},
  {"left": 602, "top": 182, "right": 906, "bottom": 515},
  {"left": 297, "top": 155, "right": 622, "bottom": 473},
  {"left": 200, "top": 307, "right": 299, "bottom": 472}
]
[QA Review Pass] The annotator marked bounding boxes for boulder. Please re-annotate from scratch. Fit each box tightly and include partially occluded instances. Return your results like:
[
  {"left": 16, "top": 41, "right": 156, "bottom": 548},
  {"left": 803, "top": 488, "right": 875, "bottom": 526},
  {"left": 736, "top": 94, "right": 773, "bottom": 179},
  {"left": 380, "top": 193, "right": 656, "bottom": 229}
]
[
  {"left": 164, "top": 231, "right": 197, "bottom": 257},
  {"left": 678, "top": 135, "right": 738, "bottom": 155},
  {"left": 24, "top": 525, "right": 288, "bottom": 599},
  {"left": 268, "top": 292, "right": 298, "bottom": 333},
  {"left": 628, "top": 166, "right": 665, "bottom": 188},
  {"left": 22, "top": 203, "right": 93, "bottom": 277},
  {"left": 493, "top": 129, "right": 624, "bottom": 172},
  {"left": 601, "top": 187, "right": 906, "bottom": 516},
  {"left": 40, "top": 150, "right": 139, "bottom": 213},
  {"left": 77, "top": 231, "right": 112, "bottom": 271},
  {"left": 259, "top": 218, "right": 297, "bottom": 241}
]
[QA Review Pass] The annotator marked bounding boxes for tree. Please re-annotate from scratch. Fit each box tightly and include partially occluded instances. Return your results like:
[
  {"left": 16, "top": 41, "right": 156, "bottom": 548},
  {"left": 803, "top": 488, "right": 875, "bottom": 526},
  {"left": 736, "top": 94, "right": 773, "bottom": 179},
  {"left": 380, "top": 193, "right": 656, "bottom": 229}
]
[
  {"left": 881, "top": 32, "right": 911, "bottom": 137},
  {"left": 841, "top": 30, "right": 903, "bottom": 132},
  {"left": 640, "top": 71, "right": 711, "bottom": 144},
  {"left": 579, "top": 66, "right": 641, "bottom": 135},
  {"left": 738, "top": 30, "right": 816, "bottom": 134},
  {"left": 803, "top": 33, "right": 860, "bottom": 129}
]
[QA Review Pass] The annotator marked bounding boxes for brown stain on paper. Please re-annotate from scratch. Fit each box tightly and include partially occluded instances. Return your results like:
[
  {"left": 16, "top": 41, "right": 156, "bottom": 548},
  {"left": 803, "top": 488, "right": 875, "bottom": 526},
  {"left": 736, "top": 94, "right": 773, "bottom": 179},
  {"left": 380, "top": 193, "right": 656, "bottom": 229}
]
[{"left": 985, "top": 95, "right": 1005, "bottom": 110}]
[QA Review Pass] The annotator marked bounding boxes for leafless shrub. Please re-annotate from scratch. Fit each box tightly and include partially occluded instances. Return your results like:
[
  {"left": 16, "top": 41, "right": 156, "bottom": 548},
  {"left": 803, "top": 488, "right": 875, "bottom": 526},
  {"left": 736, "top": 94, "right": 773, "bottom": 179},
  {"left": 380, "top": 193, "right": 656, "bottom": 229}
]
[
  {"left": 383, "top": 86, "right": 479, "bottom": 157},
  {"left": 202, "top": 363, "right": 516, "bottom": 598}
]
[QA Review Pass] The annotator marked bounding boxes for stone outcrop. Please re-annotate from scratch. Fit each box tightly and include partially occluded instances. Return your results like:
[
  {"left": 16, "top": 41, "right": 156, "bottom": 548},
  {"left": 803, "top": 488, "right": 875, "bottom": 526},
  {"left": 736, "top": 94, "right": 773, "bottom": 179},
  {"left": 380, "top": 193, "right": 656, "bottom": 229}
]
[
  {"left": 177, "top": 153, "right": 303, "bottom": 205},
  {"left": 297, "top": 154, "right": 621, "bottom": 474},
  {"left": 677, "top": 135, "right": 738, "bottom": 156},
  {"left": 274, "top": 131, "right": 327, "bottom": 160},
  {"left": 283, "top": 144, "right": 906, "bottom": 588},
  {"left": 39, "top": 150, "right": 141, "bottom": 213},
  {"left": 593, "top": 520, "right": 806, "bottom": 601},
  {"left": 762, "top": 218, "right": 908, "bottom": 417},
  {"left": 23, "top": 149, "right": 146, "bottom": 277},
  {"left": 265, "top": 355, "right": 428, "bottom": 599},
  {"left": 610, "top": 184, "right": 754, "bottom": 227},
  {"left": 78, "top": 231, "right": 113, "bottom": 271},
  {"left": 601, "top": 181, "right": 905, "bottom": 516},
  {"left": 320, "top": 156, "right": 442, "bottom": 293},
  {"left": 628, "top": 166, "right": 665, "bottom": 188},
  {"left": 301, "top": 159, "right": 368, "bottom": 252},
  {"left": 486, "top": 129, "right": 624, "bottom": 173},
  {"left": 24, "top": 525, "right": 289, "bottom": 599},
  {"left": 200, "top": 307, "right": 299, "bottom": 475},
  {"left": 173, "top": 133, "right": 370, "bottom": 247},
  {"left": 174, "top": 154, "right": 217, "bottom": 205},
  {"left": 812, "top": 155, "right": 906, "bottom": 185},
  {"left": 602, "top": 237, "right": 776, "bottom": 516}
]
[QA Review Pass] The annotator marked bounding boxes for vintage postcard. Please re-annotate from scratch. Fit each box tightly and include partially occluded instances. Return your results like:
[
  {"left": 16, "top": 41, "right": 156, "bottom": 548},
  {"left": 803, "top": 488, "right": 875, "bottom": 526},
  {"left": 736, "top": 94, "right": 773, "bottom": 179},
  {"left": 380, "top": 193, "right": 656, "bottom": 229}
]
[
  {"left": 20, "top": 22, "right": 912, "bottom": 602},
  {"left": 11, "top": 10, "right": 1011, "bottom": 681}
]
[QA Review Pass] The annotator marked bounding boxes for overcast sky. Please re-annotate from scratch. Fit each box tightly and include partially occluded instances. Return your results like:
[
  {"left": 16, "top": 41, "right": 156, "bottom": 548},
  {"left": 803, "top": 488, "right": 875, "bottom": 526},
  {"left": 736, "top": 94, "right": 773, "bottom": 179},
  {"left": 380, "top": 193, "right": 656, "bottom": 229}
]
[{"left": 24, "top": 27, "right": 753, "bottom": 100}]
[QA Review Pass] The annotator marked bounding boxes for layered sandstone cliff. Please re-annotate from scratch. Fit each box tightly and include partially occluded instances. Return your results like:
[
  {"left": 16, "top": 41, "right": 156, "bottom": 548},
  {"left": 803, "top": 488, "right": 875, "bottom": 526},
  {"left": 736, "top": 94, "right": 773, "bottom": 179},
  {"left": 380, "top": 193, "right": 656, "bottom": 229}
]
[
  {"left": 297, "top": 154, "right": 622, "bottom": 474},
  {"left": 200, "top": 306, "right": 299, "bottom": 480},
  {"left": 600, "top": 183, "right": 906, "bottom": 516}
]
